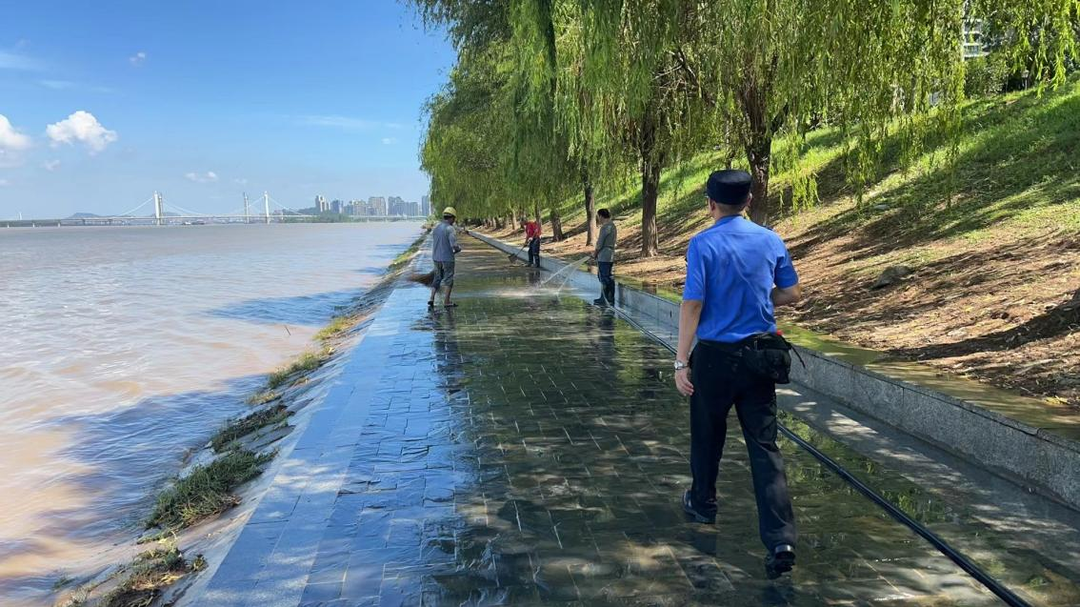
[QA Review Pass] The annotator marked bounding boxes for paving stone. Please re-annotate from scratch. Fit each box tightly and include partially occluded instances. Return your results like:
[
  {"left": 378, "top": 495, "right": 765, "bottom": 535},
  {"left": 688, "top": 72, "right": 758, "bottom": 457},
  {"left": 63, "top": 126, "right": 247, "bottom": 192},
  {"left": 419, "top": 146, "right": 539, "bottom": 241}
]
[{"left": 199, "top": 239, "right": 1004, "bottom": 606}]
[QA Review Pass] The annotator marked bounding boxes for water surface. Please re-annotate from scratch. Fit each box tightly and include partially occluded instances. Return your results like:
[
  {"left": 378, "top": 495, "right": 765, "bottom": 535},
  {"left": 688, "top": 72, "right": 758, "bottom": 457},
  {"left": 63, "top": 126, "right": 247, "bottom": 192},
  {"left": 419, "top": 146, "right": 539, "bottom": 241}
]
[{"left": 0, "top": 222, "right": 422, "bottom": 602}]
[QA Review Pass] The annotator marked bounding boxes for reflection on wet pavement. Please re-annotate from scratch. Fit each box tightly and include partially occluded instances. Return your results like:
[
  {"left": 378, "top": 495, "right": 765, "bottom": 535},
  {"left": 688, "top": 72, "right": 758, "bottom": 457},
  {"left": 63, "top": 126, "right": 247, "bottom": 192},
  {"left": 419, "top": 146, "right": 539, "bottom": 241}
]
[{"left": 214, "top": 239, "right": 1004, "bottom": 606}]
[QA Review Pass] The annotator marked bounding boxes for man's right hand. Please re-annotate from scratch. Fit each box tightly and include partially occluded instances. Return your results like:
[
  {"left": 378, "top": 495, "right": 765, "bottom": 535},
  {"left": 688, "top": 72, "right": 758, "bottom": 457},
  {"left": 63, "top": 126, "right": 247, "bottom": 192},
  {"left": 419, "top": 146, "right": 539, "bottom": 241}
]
[{"left": 675, "top": 368, "right": 694, "bottom": 396}]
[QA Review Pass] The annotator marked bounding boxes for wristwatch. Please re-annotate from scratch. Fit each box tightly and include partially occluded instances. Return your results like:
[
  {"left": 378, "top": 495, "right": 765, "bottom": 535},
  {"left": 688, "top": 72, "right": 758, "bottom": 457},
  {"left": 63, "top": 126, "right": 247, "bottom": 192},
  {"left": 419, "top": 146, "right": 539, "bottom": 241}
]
[{"left": 674, "top": 360, "right": 689, "bottom": 371}]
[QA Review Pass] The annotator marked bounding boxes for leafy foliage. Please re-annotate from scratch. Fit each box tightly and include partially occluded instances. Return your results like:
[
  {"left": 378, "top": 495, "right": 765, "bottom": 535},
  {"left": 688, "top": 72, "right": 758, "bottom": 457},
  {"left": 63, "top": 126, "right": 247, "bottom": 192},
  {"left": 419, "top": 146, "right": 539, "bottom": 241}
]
[{"left": 412, "top": 0, "right": 1079, "bottom": 241}]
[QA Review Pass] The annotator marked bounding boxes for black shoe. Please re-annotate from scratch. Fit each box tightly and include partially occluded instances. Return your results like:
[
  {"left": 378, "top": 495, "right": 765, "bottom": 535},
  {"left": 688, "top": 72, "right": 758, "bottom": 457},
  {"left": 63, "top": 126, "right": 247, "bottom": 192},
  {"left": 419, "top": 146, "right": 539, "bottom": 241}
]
[
  {"left": 593, "top": 298, "right": 608, "bottom": 307},
  {"left": 682, "top": 490, "right": 716, "bottom": 524},
  {"left": 765, "top": 544, "right": 796, "bottom": 579}
]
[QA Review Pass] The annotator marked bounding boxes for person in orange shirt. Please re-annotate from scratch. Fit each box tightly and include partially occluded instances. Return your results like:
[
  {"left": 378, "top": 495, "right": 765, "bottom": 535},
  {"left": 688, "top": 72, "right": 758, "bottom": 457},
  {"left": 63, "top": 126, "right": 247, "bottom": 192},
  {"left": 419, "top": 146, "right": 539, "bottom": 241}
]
[{"left": 524, "top": 219, "right": 541, "bottom": 268}]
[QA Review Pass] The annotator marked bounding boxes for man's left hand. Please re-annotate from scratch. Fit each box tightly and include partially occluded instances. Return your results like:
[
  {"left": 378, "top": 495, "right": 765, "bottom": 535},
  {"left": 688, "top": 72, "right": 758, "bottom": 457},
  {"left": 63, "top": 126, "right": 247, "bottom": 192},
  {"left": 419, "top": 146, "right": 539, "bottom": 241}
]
[{"left": 675, "top": 368, "right": 694, "bottom": 396}]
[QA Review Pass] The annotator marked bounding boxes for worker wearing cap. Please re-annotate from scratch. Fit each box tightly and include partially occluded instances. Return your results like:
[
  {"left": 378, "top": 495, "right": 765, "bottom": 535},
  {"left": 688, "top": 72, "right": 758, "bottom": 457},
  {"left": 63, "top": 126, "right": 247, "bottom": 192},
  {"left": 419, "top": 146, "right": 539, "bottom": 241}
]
[
  {"left": 674, "top": 170, "right": 802, "bottom": 579},
  {"left": 430, "top": 207, "right": 463, "bottom": 308}
]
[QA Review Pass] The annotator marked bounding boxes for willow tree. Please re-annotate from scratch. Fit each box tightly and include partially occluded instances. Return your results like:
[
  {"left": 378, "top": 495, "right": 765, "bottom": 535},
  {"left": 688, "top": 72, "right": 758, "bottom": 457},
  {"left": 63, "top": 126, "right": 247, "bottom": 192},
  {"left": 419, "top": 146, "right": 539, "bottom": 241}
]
[
  {"left": 543, "top": 0, "right": 718, "bottom": 257},
  {"left": 686, "top": 0, "right": 1080, "bottom": 225},
  {"left": 421, "top": 45, "right": 517, "bottom": 223}
]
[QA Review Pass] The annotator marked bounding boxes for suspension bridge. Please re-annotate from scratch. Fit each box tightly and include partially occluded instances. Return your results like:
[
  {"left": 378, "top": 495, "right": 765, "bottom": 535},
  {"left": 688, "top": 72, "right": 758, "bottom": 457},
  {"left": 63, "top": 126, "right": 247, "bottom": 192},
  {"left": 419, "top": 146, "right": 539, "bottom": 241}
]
[{"left": 3, "top": 192, "right": 427, "bottom": 227}]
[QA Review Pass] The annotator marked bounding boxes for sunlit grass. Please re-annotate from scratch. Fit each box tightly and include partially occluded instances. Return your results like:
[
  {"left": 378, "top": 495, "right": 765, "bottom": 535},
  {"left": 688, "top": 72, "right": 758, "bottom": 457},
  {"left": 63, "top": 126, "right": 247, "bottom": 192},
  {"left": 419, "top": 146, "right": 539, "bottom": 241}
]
[{"left": 147, "top": 450, "right": 272, "bottom": 531}]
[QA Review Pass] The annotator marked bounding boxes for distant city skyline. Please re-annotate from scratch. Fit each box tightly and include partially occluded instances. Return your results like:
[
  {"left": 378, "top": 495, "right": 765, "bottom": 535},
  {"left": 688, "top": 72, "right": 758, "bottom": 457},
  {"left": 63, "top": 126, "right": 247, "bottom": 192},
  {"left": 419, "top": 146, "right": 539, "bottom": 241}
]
[{"left": 0, "top": 2, "right": 455, "bottom": 219}]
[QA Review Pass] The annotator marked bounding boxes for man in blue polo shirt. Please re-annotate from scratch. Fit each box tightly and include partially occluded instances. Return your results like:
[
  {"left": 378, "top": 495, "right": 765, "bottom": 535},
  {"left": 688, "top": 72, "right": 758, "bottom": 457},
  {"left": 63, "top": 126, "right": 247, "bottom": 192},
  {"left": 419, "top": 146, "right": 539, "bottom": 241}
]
[{"left": 674, "top": 169, "right": 802, "bottom": 579}]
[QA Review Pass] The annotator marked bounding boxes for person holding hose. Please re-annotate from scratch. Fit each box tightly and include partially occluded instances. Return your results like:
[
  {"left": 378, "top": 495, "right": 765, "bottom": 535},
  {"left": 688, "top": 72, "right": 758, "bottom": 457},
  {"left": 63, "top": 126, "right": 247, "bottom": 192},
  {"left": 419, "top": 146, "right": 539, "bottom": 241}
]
[
  {"left": 673, "top": 170, "right": 802, "bottom": 579},
  {"left": 590, "top": 208, "right": 616, "bottom": 306},
  {"left": 524, "top": 218, "right": 542, "bottom": 268}
]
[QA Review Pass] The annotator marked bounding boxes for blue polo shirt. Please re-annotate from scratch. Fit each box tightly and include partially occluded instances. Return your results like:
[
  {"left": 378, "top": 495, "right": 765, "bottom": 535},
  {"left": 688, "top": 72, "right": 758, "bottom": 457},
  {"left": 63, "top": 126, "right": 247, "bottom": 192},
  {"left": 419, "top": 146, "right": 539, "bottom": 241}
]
[{"left": 683, "top": 215, "right": 799, "bottom": 343}]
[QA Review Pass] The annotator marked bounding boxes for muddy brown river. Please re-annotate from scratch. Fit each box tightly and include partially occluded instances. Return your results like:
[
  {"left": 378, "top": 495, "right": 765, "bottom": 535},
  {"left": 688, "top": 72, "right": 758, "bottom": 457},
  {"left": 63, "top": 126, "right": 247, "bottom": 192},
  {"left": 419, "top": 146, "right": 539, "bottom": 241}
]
[{"left": 0, "top": 222, "right": 422, "bottom": 604}]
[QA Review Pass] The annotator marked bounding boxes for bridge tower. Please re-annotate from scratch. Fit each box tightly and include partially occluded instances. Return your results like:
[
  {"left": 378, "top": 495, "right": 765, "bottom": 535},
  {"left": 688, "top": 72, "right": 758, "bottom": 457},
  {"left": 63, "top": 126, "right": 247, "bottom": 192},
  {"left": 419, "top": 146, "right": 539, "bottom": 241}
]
[
  {"left": 243, "top": 192, "right": 250, "bottom": 224},
  {"left": 263, "top": 191, "right": 271, "bottom": 224},
  {"left": 153, "top": 191, "right": 164, "bottom": 226}
]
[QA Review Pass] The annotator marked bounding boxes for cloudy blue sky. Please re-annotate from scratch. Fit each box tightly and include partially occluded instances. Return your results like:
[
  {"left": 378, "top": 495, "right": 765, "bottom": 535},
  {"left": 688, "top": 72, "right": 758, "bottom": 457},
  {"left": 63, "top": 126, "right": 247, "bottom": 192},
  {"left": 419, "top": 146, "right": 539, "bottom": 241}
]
[{"left": 0, "top": 1, "right": 455, "bottom": 218}]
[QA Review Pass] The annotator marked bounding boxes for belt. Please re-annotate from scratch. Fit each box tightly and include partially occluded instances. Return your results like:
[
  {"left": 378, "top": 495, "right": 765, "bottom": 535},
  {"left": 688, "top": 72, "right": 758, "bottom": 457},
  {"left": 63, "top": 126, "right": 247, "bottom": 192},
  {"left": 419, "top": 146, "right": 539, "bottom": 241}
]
[{"left": 696, "top": 339, "right": 748, "bottom": 353}]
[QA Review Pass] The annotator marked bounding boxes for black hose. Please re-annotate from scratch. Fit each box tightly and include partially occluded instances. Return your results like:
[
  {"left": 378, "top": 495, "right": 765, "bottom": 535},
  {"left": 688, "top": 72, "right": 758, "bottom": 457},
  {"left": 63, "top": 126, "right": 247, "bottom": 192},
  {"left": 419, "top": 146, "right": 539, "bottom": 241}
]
[{"left": 609, "top": 305, "right": 1031, "bottom": 607}]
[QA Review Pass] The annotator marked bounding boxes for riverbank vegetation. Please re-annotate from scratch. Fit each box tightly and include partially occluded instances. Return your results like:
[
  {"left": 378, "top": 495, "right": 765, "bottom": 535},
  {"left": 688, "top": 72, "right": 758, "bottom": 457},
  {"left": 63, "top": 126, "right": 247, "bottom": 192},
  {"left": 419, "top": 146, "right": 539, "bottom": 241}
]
[
  {"left": 414, "top": 1, "right": 1079, "bottom": 406},
  {"left": 53, "top": 232, "right": 431, "bottom": 606}
]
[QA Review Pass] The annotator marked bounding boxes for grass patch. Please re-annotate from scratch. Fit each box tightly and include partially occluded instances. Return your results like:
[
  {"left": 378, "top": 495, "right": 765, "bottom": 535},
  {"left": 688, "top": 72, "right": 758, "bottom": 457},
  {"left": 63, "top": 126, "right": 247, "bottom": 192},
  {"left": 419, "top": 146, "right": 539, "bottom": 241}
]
[
  {"left": 98, "top": 543, "right": 205, "bottom": 607},
  {"left": 210, "top": 404, "right": 290, "bottom": 453},
  {"left": 246, "top": 389, "right": 280, "bottom": 406},
  {"left": 148, "top": 450, "right": 272, "bottom": 531},
  {"left": 314, "top": 315, "right": 353, "bottom": 342},
  {"left": 266, "top": 350, "right": 327, "bottom": 389}
]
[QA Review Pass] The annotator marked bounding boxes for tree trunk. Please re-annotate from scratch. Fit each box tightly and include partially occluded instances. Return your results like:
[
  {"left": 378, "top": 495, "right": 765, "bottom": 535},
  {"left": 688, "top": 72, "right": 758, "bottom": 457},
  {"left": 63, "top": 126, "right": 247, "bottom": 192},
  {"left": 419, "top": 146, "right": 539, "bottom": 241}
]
[
  {"left": 641, "top": 159, "right": 661, "bottom": 257},
  {"left": 745, "top": 134, "right": 772, "bottom": 226},
  {"left": 550, "top": 206, "right": 564, "bottom": 241},
  {"left": 584, "top": 178, "right": 596, "bottom": 246},
  {"left": 738, "top": 63, "right": 779, "bottom": 226},
  {"left": 639, "top": 112, "right": 661, "bottom": 258},
  {"left": 533, "top": 203, "right": 541, "bottom": 226},
  {"left": 509, "top": 208, "right": 518, "bottom": 231}
]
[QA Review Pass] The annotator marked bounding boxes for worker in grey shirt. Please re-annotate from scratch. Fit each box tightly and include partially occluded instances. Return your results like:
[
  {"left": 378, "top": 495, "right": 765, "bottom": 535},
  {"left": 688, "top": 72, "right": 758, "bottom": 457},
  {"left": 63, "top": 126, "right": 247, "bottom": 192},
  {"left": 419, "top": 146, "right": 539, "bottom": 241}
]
[
  {"left": 429, "top": 207, "right": 464, "bottom": 308},
  {"left": 590, "top": 208, "right": 617, "bottom": 306}
]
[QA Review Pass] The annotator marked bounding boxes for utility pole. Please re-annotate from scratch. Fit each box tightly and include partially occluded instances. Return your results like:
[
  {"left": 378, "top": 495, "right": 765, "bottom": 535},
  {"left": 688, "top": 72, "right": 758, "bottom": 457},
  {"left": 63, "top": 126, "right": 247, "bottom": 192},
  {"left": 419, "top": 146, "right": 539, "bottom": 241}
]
[
  {"left": 263, "top": 191, "right": 271, "bottom": 224},
  {"left": 153, "top": 191, "right": 163, "bottom": 226},
  {"left": 243, "top": 192, "right": 250, "bottom": 224}
]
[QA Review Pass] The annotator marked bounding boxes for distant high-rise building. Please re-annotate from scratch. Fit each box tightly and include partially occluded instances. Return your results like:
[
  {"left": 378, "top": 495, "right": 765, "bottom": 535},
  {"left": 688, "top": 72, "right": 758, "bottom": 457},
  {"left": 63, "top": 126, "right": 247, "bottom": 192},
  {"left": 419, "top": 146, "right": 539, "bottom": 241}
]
[
  {"left": 331, "top": 199, "right": 343, "bottom": 214},
  {"left": 315, "top": 195, "right": 329, "bottom": 213},
  {"left": 421, "top": 195, "right": 431, "bottom": 217},
  {"left": 368, "top": 196, "right": 387, "bottom": 216}
]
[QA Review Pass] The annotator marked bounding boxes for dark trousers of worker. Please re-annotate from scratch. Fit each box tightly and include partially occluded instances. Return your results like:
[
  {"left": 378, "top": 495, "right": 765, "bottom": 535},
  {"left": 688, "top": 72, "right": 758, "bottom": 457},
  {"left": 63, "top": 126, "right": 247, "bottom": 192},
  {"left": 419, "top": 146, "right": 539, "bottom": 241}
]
[
  {"left": 597, "top": 261, "right": 615, "bottom": 304},
  {"left": 689, "top": 340, "right": 797, "bottom": 551},
  {"left": 528, "top": 238, "right": 541, "bottom": 267}
]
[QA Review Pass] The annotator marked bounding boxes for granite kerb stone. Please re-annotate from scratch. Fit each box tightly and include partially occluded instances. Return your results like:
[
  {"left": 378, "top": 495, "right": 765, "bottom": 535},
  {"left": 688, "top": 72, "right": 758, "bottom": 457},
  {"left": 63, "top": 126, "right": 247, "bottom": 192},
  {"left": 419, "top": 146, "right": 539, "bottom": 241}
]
[{"left": 470, "top": 229, "right": 1080, "bottom": 510}]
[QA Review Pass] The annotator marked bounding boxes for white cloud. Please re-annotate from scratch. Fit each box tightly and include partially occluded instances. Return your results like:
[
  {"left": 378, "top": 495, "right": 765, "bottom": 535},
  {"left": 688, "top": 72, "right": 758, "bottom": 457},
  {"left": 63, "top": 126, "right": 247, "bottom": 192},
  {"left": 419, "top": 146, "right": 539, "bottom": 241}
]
[
  {"left": 185, "top": 171, "right": 218, "bottom": 183},
  {"left": 0, "top": 114, "right": 32, "bottom": 167},
  {"left": 0, "top": 50, "right": 41, "bottom": 71},
  {"left": 43, "top": 160, "right": 61, "bottom": 172},
  {"left": 38, "top": 79, "right": 75, "bottom": 90},
  {"left": 46, "top": 111, "right": 118, "bottom": 154},
  {"left": 129, "top": 51, "right": 147, "bottom": 66},
  {"left": 37, "top": 80, "right": 114, "bottom": 94},
  {"left": 381, "top": 137, "right": 397, "bottom": 145},
  {"left": 0, "top": 115, "right": 32, "bottom": 151},
  {"left": 300, "top": 115, "right": 404, "bottom": 131}
]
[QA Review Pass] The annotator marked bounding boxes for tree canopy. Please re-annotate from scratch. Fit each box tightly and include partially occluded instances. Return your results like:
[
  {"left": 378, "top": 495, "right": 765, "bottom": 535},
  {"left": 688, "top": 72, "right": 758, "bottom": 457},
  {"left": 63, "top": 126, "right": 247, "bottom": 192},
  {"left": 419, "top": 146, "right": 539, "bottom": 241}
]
[{"left": 414, "top": 0, "right": 1079, "bottom": 255}]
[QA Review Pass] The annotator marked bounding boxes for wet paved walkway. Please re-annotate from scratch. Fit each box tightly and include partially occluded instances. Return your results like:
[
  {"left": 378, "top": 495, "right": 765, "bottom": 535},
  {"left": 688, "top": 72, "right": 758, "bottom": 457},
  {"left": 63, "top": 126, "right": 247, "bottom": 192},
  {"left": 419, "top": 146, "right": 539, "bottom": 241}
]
[{"left": 198, "top": 238, "right": 1000, "bottom": 606}]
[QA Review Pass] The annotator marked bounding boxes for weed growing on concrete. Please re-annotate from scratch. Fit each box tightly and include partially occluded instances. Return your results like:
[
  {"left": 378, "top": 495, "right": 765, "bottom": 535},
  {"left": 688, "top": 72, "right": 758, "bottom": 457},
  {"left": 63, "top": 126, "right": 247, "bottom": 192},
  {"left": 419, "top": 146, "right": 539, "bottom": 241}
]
[
  {"left": 210, "top": 404, "right": 290, "bottom": 452},
  {"left": 148, "top": 450, "right": 272, "bottom": 530}
]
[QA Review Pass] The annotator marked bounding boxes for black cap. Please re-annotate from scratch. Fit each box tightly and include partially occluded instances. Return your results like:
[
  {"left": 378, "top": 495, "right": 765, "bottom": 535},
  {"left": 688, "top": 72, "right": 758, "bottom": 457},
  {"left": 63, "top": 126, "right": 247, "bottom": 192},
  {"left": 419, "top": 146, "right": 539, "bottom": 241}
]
[{"left": 706, "top": 170, "right": 752, "bottom": 205}]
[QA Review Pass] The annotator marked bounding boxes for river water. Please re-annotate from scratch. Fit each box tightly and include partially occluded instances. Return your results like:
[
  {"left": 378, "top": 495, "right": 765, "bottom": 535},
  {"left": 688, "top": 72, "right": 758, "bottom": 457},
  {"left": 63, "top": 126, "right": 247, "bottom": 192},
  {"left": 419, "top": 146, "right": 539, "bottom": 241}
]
[{"left": 0, "top": 222, "right": 423, "bottom": 603}]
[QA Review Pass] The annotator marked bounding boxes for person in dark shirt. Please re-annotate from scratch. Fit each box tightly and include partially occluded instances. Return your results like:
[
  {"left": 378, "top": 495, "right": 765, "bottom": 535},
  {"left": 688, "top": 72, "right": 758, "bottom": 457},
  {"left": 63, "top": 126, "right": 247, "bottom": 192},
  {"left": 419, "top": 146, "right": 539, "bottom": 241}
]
[{"left": 674, "top": 170, "right": 802, "bottom": 579}]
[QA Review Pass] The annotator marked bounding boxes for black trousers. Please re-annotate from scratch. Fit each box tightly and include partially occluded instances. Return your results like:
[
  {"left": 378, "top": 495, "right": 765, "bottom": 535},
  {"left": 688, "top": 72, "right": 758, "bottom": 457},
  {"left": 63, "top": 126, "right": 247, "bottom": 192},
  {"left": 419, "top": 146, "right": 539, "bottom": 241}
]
[
  {"left": 528, "top": 238, "right": 541, "bottom": 267},
  {"left": 597, "top": 261, "right": 615, "bottom": 303},
  {"left": 689, "top": 340, "right": 797, "bottom": 551}
]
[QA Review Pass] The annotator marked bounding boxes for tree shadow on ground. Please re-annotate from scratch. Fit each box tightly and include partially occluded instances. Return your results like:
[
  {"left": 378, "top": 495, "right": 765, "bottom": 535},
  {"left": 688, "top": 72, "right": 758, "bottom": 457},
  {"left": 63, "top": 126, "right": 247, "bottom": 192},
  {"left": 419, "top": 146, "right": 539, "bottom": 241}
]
[{"left": 887, "top": 287, "right": 1080, "bottom": 360}]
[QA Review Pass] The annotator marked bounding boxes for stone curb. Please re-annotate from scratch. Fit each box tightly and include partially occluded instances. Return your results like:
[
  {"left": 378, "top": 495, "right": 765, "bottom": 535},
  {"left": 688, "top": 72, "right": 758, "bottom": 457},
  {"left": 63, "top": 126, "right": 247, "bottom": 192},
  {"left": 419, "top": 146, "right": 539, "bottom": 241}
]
[{"left": 470, "top": 230, "right": 1080, "bottom": 511}]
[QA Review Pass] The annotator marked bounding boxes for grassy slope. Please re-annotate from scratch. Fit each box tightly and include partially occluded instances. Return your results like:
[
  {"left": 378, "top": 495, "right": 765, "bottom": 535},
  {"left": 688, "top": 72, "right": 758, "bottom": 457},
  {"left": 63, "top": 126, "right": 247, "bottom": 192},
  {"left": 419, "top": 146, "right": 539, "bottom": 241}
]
[{"left": 512, "top": 77, "right": 1080, "bottom": 406}]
